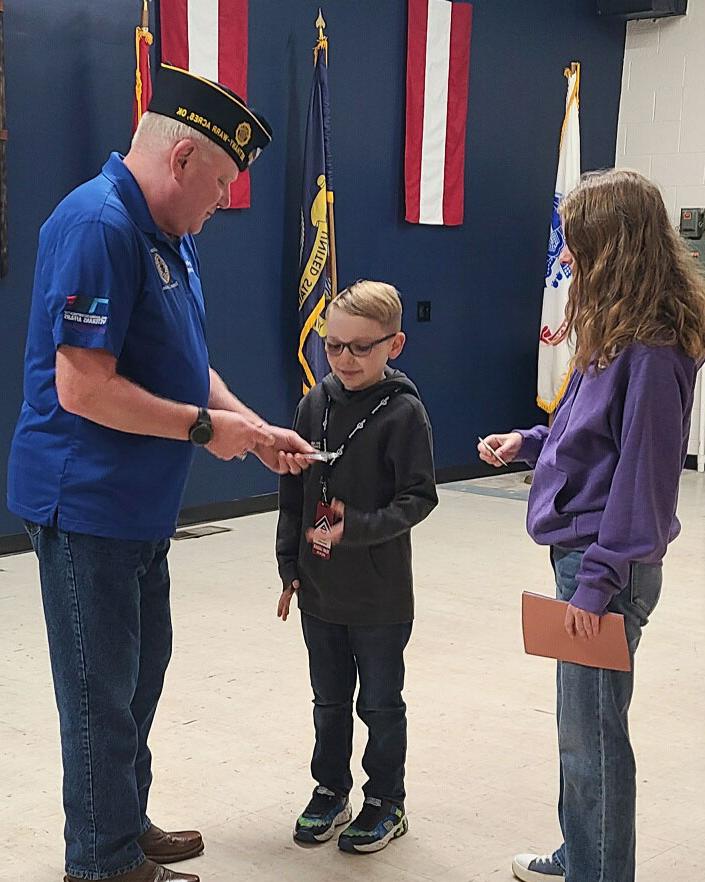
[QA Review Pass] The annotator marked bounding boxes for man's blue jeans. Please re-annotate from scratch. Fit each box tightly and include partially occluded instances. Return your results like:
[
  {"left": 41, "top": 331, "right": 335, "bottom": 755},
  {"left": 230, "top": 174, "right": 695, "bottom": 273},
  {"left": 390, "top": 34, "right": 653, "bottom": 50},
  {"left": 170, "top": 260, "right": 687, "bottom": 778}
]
[
  {"left": 550, "top": 546, "right": 662, "bottom": 882},
  {"left": 25, "top": 522, "right": 173, "bottom": 880},
  {"left": 300, "top": 612, "right": 412, "bottom": 806}
]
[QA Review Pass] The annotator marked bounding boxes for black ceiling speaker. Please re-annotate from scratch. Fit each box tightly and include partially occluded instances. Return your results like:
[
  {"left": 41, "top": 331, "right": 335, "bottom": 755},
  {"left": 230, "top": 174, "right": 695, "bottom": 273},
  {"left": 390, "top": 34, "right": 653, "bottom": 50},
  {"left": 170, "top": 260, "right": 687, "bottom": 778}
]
[{"left": 597, "top": 0, "right": 687, "bottom": 18}]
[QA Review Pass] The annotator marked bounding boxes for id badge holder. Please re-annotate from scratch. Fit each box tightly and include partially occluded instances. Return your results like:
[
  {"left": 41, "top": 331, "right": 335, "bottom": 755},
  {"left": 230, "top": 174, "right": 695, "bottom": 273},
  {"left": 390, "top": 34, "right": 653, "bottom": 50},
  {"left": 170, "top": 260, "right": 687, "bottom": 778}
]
[{"left": 311, "top": 500, "right": 341, "bottom": 560}]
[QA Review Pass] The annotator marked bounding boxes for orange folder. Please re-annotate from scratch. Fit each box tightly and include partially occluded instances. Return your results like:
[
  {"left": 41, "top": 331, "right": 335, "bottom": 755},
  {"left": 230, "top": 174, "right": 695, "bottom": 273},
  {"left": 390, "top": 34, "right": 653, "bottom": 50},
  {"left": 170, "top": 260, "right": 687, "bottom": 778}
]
[{"left": 521, "top": 592, "right": 631, "bottom": 672}]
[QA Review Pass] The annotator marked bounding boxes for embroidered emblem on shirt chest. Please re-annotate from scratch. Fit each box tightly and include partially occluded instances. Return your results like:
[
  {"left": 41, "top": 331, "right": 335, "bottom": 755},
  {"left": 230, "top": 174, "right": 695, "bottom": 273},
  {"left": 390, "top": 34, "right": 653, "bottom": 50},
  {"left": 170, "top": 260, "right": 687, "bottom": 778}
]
[{"left": 152, "top": 250, "right": 171, "bottom": 286}]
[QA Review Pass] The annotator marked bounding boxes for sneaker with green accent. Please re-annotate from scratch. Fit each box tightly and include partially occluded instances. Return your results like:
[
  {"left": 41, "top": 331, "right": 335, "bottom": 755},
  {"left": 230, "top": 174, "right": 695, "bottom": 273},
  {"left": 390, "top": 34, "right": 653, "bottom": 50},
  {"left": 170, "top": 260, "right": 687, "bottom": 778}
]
[
  {"left": 293, "top": 786, "right": 352, "bottom": 844},
  {"left": 337, "top": 797, "right": 408, "bottom": 854}
]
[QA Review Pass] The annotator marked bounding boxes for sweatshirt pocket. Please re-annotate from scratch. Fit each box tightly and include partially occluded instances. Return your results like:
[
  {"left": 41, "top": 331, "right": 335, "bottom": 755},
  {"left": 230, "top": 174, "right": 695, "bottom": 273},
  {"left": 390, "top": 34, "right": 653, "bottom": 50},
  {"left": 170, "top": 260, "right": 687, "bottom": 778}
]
[{"left": 527, "top": 461, "right": 573, "bottom": 537}]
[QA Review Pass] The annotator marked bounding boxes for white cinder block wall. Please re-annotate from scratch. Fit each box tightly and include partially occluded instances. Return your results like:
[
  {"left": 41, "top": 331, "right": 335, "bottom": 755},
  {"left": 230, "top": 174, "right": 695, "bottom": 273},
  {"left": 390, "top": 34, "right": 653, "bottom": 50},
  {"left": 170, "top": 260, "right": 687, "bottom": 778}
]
[{"left": 615, "top": 2, "right": 705, "bottom": 464}]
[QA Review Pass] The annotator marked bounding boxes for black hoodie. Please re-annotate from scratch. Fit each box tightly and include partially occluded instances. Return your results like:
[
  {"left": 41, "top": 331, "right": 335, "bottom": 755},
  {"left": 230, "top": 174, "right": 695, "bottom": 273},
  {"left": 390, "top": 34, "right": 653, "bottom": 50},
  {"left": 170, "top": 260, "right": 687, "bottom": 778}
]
[{"left": 276, "top": 368, "right": 438, "bottom": 625}]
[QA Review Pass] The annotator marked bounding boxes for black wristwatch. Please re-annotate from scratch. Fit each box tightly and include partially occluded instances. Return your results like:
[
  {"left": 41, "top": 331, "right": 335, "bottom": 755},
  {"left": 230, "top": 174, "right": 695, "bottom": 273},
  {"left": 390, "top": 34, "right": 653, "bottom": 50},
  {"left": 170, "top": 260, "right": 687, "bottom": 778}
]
[{"left": 189, "top": 407, "right": 214, "bottom": 446}]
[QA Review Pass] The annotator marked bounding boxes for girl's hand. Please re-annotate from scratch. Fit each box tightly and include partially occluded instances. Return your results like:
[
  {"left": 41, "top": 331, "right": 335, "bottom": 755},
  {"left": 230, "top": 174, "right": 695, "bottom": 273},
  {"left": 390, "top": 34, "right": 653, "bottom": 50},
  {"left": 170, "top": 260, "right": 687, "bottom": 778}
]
[
  {"left": 477, "top": 432, "right": 522, "bottom": 467},
  {"left": 565, "top": 603, "right": 601, "bottom": 640}
]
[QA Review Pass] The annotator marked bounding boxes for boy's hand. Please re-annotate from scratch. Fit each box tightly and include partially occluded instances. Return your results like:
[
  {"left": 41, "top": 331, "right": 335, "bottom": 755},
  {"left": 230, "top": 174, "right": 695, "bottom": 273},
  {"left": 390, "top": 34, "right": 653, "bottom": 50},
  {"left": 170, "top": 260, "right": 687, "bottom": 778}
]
[
  {"left": 305, "top": 498, "right": 345, "bottom": 547},
  {"left": 277, "top": 579, "right": 300, "bottom": 621}
]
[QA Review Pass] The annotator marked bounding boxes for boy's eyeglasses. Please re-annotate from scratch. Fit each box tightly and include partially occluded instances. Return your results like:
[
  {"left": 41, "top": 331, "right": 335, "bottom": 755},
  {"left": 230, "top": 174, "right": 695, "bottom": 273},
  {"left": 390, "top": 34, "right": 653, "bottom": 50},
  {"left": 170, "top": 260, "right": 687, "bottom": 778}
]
[{"left": 324, "top": 333, "right": 396, "bottom": 358}]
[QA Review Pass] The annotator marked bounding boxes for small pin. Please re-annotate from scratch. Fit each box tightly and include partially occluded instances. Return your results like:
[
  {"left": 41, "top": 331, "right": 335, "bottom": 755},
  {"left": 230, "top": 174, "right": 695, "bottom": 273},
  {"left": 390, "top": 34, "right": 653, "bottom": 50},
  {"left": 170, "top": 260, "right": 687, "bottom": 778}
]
[
  {"left": 478, "top": 436, "right": 509, "bottom": 468},
  {"left": 304, "top": 450, "right": 339, "bottom": 463}
]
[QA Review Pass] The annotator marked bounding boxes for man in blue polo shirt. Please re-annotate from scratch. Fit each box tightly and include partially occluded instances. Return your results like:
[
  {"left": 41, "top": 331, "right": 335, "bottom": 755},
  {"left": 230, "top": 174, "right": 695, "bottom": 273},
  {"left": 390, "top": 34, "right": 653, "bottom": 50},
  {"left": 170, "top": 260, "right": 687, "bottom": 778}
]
[{"left": 7, "top": 66, "right": 312, "bottom": 882}]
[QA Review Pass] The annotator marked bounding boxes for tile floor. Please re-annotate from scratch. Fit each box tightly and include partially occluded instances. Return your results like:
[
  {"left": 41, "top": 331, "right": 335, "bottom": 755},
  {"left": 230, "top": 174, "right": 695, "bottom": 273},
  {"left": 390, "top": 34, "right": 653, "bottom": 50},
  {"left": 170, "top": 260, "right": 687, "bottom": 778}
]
[{"left": 1, "top": 471, "right": 703, "bottom": 881}]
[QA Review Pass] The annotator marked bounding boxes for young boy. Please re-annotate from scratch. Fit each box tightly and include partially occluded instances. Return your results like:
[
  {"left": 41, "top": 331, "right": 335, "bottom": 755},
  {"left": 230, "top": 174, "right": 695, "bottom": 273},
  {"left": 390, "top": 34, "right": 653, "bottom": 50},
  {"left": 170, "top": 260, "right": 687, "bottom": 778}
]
[{"left": 276, "top": 280, "right": 438, "bottom": 854}]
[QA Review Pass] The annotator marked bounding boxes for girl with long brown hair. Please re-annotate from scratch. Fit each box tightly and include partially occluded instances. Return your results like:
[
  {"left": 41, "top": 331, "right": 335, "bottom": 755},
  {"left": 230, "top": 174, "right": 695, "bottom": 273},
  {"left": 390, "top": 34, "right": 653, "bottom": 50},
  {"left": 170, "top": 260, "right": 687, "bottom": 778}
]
[{"left": 480, "top": 168, "right": 705, "bottom": 882}]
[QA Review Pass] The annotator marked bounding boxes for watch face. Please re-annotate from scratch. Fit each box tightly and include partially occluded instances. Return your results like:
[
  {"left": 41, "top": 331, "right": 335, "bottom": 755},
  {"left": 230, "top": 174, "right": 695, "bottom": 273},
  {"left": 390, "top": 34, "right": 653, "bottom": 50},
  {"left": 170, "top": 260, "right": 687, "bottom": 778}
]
[{"left": 190, "top": 422, "right": 213, "bottom": 445}]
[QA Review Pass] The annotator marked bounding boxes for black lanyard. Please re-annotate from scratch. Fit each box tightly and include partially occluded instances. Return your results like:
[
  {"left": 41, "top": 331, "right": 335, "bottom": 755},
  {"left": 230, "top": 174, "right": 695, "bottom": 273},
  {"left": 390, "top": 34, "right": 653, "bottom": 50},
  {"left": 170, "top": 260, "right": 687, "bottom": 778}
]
[{"left": 319, "top": 390, "right": 398, "bottom": 503}]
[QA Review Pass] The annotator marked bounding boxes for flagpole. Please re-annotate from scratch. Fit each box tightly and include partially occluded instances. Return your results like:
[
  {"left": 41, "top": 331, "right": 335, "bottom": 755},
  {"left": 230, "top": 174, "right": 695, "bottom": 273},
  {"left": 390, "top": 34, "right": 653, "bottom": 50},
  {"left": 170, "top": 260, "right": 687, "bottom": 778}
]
[
  {"left": 327, "top": 195, "right": 338, "bottom": 298},
  {"left": 549, "top": 59, "right": 579, "bottom": 430},
  {"left": 134, "top": 1, "right": 153, "bottom": 131},
  {"left": 316, "top": 9, "right": 338, "bottom": 298}
]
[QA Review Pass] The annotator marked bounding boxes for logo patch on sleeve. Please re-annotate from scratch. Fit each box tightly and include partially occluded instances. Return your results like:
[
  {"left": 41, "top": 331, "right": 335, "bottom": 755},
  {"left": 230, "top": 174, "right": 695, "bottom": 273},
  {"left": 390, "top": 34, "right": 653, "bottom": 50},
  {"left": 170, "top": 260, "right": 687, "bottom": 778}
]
[{"left": 63, "top": 295, "right": 109, "bottom": 327}]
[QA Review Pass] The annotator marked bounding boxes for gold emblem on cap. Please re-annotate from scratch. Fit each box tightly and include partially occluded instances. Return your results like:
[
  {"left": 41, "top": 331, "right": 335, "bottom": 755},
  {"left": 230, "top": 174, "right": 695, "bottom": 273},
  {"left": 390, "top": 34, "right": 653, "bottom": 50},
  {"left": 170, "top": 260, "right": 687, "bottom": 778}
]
[{"left": 235, "top": 122, "right": 252, "bottom": 147}]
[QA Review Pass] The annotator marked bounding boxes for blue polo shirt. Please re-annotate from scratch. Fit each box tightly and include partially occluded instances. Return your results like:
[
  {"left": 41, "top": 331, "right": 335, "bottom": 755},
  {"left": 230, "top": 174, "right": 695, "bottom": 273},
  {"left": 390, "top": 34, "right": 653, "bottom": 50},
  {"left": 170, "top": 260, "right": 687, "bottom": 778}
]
[{"left": 7, "top": 153, "right": 211, "bottom": 540}]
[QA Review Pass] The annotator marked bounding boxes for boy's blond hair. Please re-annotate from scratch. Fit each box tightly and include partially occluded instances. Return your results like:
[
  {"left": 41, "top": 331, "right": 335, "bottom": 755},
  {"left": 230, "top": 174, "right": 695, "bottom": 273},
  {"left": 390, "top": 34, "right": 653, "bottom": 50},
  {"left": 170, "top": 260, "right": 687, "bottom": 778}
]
[{"left": 328, "top": 280, "right": 402, "bottom": 332}]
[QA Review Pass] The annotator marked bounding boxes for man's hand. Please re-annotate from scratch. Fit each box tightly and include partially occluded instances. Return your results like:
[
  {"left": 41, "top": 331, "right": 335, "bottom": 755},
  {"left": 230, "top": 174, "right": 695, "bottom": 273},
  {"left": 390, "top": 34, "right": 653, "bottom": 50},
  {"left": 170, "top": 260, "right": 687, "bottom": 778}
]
[
  {"left": 277, "top": 579, "right": 299, "bottom": 621},
  {"left": 305, "top": 498, "right": 345, "bottom": 546},
  {"left": 565, "top": 603, "right": 601, "bottom": 640},
  {"left": 206, "top": 410, "right": 275, "bottom": 461},
  {"left": 477, "top": 432, "right": 523, "bottom": 468},
  {"left": 253, "top": 425, "right": 315, "bottom": 475}
]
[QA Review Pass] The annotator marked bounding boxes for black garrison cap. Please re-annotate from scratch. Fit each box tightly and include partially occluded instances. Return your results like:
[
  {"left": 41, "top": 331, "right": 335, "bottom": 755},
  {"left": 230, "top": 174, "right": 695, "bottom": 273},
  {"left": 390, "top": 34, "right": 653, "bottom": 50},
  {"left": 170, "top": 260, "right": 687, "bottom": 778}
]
[{"left": 148, "top": 63, "right": 272, "bottom": 171}]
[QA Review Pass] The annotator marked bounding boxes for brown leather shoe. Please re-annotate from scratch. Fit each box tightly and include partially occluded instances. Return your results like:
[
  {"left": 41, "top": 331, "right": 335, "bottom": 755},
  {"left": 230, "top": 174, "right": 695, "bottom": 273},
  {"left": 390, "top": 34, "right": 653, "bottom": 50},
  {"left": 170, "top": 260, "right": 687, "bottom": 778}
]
[
  {"left": 138, "top": 824, "right": 204, "bottom": 864},
  {"left": 64, "top": 858, "right": 199, "bottom": 881}
]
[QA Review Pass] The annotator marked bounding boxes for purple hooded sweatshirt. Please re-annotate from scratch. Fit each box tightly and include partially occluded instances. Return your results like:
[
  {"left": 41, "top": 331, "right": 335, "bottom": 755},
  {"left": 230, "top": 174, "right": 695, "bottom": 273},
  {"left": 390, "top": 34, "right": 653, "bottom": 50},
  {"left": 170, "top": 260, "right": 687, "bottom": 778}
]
[{"left": 517, "top": 343, "right": 697, "bottom": 614}]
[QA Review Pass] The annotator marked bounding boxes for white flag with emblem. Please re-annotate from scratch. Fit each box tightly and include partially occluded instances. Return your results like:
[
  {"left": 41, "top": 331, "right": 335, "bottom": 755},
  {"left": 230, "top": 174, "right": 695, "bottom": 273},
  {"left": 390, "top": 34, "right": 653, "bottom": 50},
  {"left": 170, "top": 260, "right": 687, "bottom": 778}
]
[{"left": 537, "top": 64, "right": 581, "bottom": 414}]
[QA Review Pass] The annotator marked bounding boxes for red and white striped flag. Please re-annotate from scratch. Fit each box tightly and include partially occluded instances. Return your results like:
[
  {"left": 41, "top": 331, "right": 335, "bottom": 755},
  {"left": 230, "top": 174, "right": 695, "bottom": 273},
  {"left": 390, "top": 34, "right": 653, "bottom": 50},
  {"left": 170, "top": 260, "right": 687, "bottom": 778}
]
[
  {"left": 160, "top": 0, "right": 250, "bottom": 209},
  {"left": 405, "top": 0, "right": 473, "bottom": 226}
]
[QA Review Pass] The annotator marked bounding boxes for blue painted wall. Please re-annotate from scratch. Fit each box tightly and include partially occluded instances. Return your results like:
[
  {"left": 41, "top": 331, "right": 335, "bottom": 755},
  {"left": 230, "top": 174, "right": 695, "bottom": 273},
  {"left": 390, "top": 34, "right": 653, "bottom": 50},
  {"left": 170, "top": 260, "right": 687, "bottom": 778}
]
[{"left": 0, "top": 1, "right": 625, "bottom": 537}]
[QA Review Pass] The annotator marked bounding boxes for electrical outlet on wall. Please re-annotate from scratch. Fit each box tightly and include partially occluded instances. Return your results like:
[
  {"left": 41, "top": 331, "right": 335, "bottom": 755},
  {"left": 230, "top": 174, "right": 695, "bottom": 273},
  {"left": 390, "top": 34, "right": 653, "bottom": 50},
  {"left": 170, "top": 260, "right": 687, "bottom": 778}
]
[{"left": 417, "top": 301, "right": 431, "bottom": 322}]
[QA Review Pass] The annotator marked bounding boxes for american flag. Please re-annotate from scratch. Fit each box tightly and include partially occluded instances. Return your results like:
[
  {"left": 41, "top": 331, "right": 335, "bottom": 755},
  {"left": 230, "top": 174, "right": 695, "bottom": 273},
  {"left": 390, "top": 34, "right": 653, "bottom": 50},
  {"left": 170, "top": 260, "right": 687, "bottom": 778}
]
[
  {"left": 405, "top": 0, "right": 473, "bottom": 226},
  {"left": 159, "top": 0, "right": 250, "bottom": 209}
]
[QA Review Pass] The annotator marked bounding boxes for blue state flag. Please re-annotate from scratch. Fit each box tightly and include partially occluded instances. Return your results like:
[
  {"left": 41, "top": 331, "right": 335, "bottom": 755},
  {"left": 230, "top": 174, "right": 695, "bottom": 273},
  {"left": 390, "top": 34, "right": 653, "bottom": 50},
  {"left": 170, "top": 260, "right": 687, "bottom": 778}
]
[{"left": 298, "top": 43, "right": 334, "bottom": 394}]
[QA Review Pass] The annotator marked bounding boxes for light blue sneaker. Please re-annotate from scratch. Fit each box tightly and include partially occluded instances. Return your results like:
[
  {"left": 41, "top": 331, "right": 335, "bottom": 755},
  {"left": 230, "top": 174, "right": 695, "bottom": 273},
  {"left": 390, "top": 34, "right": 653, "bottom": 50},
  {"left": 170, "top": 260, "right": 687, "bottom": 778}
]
[{"left": 293, "top": 786, "right": 351, "bottom": 844}]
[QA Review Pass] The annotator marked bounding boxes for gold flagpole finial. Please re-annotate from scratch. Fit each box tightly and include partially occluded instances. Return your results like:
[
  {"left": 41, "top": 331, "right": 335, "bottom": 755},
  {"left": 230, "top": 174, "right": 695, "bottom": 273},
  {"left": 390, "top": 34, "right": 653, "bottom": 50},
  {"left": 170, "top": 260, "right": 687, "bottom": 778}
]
[
  {"left": 314, "top": 9, "right": 328, "bottom": 65},
  {"left": 316, "top": 9, "right": 326, "bottom": 41},
  {"left": 140, "top": 0, "right": 149, "bottom": 30}
]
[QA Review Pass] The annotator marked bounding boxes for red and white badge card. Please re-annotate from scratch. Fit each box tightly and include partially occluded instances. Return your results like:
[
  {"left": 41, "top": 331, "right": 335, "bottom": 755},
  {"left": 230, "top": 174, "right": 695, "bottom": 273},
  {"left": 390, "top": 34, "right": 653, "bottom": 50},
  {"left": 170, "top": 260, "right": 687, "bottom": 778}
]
[{"left": 311, "top": 501, "right": 341, "bottom": 560}]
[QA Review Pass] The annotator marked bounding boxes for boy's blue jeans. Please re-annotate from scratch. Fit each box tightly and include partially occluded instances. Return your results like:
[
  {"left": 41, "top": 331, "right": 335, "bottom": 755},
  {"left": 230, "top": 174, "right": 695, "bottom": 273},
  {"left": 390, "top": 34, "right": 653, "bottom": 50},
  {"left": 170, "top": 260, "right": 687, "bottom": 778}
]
[
  {"left": 550, "top": 546, "right": 662, "bottom": 882},
  {"left": 25, "top": 521, "right": 172, "bottom": 880},
  {"left": 300, "top": 611, "right": 412, "bottom": 806}
]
